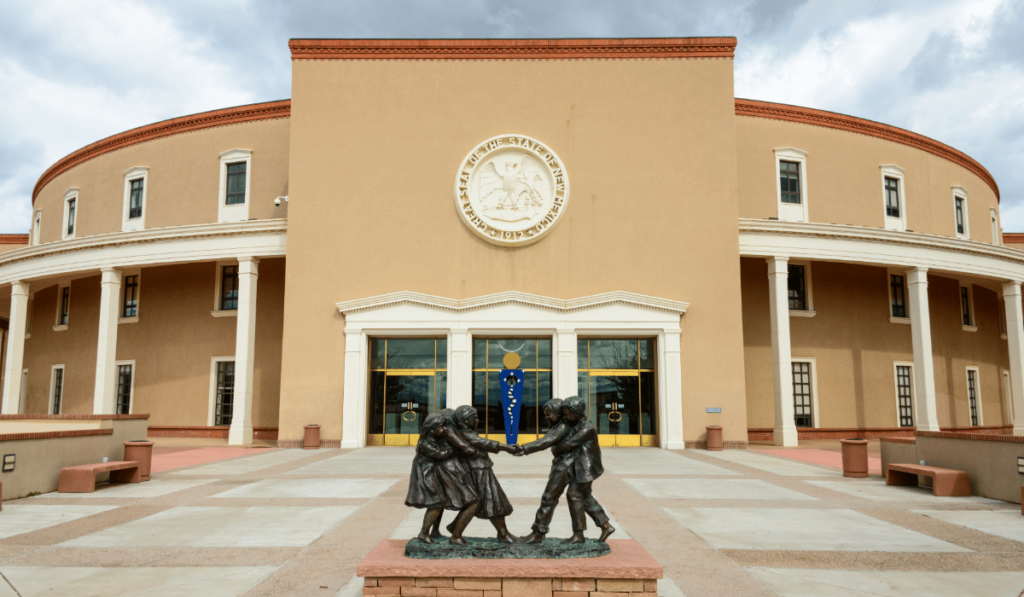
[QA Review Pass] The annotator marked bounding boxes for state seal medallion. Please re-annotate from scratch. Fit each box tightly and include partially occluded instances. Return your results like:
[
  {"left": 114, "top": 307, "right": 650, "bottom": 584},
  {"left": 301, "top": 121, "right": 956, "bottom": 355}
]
[{"left": 454, "top": 135, "right": 569, "bottom": 247}]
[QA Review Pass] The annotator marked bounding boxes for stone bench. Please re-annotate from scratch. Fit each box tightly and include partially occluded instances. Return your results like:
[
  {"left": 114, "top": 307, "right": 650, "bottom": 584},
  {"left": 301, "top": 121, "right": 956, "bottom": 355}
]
[
  {"left": 885, "top": 463, "right": 970, "bottom": 496},
  {"left": 58, "top": 461, "right": 141, "bottom": 493}
]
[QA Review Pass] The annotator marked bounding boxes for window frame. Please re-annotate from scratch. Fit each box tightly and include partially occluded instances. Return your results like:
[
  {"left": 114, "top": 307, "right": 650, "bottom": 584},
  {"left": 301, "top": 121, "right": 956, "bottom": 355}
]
[
  {"left": 893, "top": 361, "right": 915, "bottom": 428},
  {"left": 122, "top": 166, "right": 149, "bottom": 232},
  {"left": 966, "top": 366, "right": 983, "bottom": 426},
  {"left": 960, "top": 282, "right": 977, "bottom": 332},
  {"left": 790, "top": 357, "right": 819, "bottom": 428},
  {"left": 32, "top": 210, "right": 42, "bottom": 246},
  {"left": 54, "top": 283, "right": 70, "bottom": 331},
  {"left": 62, "top": 187, "right": 79, "bottom": 240},
  {"left": 952, "top": 186, "right": 969, "bottom": 239},
  {"left": 880, "top": 165, "right": 907, "bottom": 232},
  {"left": 208, "top": 357, "right": 236, "bottom": 426},
  {"left": 218, "top": 149, "right": 253, "bottom": 223},
  {"left": 774, "top": 147, "right": 809, "bottom": 223},
  {"left": 787, "top": 261, "right": 815, "bottom": 317},
  {"left": 119, "top": 268, "right": 141, "bottom": 323},
  {"left": 211, "top": 261, "right": 240, "bottom": 317},
  {"left": 114, "top": 360, "right": 136, "bottom": 415},
  {"left": 887, "top": 269, "right": 911, "bottom": 323},
  {"left": 991, "top": 208, "right": 1001, "bottom": 246},
  {"left": 48, "top": 364, "right": 65, "bottom": 415}
]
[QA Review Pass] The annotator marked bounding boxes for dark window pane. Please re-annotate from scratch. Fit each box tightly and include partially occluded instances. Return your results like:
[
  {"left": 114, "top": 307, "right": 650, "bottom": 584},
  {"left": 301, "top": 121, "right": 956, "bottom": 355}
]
[
  {"left": 472, "top": 370, "right": 488, "bottom": 429},
  {"left": 435, "top": 339, "right": 447, "bottom": 369},
  {"left": 640, "top": 370, "right": 657, "bottom": 435},
  {"left": 538, "top": 339, "right": 552, "bottom": 369},
  {"left": 116, "top": 364, "right": 133, "bottom": 415},
  {"left": 955, "top": 198, "right": 965, "bottom": 234},
  {"left": 220, "top": 265, "right": 238, "bottom": 311},
  {"left": 891, "top": 275, "right": 906, "bottom": 318},
  {"left": 122, "top": 275, "right": 138, "bottom": 318},
  {"left": 639, "top": 339, "right": 655, "bottom": 369},
  {"left": 577, "top": 338, "right": 589, "bottom": 370},
  {"left": 885, "top": 177, "right": 900, "bottom": 218},
  {"left": 385, "top": 338, "right": 436, "bottom": 369},
  {"left": 67, "top": 198, "right": 76, "bottom": 235},
  {"left": 487, "top": 338, "right": 537, "bottom": 369},
  {"left": 215, "top": 361, "right": 235, "bottom": 425},
  {"left": 968, "top": 370, "right": 979, "bottom": 426},
  {"left": 961, "top": 287, "right": 972, "bottom": 326},
  {"left": 588, "top": 339, "right": 639, "bottom": 369},
  {"left": 52, "top": 368, "right": 63, "bottom": 414},
  {"left": 788, "top": 265, "right": 807, "bottom": 311},
  {"left": 792, "top": 362, "right": 813, "bottom": 427},
  {"left": 59, "top": 287, "right": 70, "bottom": 326},
  {"left": 519, "top": 371, "right": 539, "bottom": 436},
  {"left": 472, "top": 338, "right": 486, "bottom": 368},
  {"left": 129, "top": 179, "right": 144, "bottom": 219},
  {"left": 368, "top": 371, "right": 385, "bottom": 434},
  {"left": 780, "top": 161, "right": 801, "bottom": 204},
  {"left": 897, "top": 365, "right": 913, "bottom": 427},
  {"left": 226, "top": 162, "right": 246, "bottom": 205},
  {"left": 486, "top": 370, "right": 502, "bottom": 435},
  {"left": 537, "top": 371, "right": 553, "bottom": 433},
  {"left": 370, "top": 338, "right": 386, "bottom": 369}
]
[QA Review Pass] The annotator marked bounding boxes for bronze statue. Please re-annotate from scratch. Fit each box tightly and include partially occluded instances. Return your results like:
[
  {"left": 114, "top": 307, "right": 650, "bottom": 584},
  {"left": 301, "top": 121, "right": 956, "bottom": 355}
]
[
  {"left": 405, "top": 412, "right": 479, "bottom": 544},
  {"left": 443, "top": 405, "right": 520, "bottom": 543},
  {"left": 515, "top": 397, "right": 615, "bottom": 543}
]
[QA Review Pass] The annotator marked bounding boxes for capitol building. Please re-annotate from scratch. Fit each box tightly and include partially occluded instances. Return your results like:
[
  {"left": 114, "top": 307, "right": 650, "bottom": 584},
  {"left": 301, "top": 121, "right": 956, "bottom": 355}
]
[{"left": 1, "top": 37, "right": 1020, "bottom": 450}]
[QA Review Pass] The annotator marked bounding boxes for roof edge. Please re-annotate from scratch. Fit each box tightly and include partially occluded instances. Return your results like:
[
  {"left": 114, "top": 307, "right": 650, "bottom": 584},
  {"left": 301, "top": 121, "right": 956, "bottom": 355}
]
[
  {"left": 289, "top": 37, "right": 737, "bottom": 61},
  {"left": 32, "top": 99, "right": 292, "bottom": 204},
  {"left": 735, "top": 99, "right": 999, "bottom": 201}
]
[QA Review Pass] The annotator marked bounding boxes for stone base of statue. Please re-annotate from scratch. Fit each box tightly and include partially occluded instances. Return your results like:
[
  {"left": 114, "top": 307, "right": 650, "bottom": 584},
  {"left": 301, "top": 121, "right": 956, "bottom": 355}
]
[
  {"left": 359, "top": 539, "right": 662, "bottom": 597},
  {"left": 404, "top": 536, "right": 610, "bottom": 559}
]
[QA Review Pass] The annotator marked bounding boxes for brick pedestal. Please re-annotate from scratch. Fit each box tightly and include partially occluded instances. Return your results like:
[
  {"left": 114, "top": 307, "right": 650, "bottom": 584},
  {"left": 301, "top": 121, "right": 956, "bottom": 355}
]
[{"left": 358, "top": 540, "right": 662, "bottom": 597}]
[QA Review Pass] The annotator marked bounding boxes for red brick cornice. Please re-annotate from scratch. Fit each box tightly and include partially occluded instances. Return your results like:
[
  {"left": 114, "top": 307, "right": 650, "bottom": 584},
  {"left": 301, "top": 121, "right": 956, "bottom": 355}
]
[
  {"left": 1003, "top": 233, "right": 1024, "bottom": 244},
  {"left": 0, "top": 414, "right": 148, "bottom": 419},
  {"left": 736, "top": 98, "right": 999, "bottom": 201},
  {"left": 0, "top": 235, "right": 28, "bottom": 245},
  {"left": 32, "top": 100, "right": 291, "bottom": 205},
  {"left": 289, "top": 37, "right": 736, "bottom": 61}
]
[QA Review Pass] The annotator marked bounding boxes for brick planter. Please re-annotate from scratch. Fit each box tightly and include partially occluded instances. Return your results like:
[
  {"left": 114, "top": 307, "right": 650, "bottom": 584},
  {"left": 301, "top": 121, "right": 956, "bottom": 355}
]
[
  {"left": 123, "top": 440, "right": 154, "bottom": 481},
  {"left": 359, "top": 540, "right": 662, "bottom": 597}
]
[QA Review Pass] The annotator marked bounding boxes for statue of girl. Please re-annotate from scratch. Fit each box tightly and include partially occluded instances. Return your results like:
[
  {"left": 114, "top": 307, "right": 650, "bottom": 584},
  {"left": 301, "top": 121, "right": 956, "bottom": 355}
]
[
  {"left": 405, "top": 412, "right": 479, "bottom": 544},
  {"left": 444, "top": 405, "right": 519, "bottom": 543}
]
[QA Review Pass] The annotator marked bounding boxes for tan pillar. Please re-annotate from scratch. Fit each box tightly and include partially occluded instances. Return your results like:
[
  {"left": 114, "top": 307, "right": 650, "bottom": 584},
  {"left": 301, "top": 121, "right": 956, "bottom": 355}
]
[
  {"left": 908, "top": 268, "right": 940, "bottom": 432},
  {"left": 767, "top": 257, "right": 797, "bottom": 447},
  {"left": 229, "top": 257, "right": 259, "bottom": 445},
  {"left": 1, "top": 281, "right": 30, "bottom": 414},
  {"left": 1002, "top": 281, "right": 1024, "bottom": 435}
]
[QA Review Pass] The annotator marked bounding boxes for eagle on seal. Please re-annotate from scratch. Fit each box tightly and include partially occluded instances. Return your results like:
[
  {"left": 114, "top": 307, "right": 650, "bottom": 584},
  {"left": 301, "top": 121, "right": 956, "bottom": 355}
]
[{"left": 478, "top": 155, "right": 546, "bottom": 211}]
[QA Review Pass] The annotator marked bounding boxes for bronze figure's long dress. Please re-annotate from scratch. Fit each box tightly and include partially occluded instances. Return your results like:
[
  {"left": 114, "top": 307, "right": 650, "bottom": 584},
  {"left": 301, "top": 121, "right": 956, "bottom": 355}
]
[
  {"left": 448, "top": 428, "right": 514, "bottom": 519},
  {"left": 405, "top": 437, "right": 477, "bottom": 510}
]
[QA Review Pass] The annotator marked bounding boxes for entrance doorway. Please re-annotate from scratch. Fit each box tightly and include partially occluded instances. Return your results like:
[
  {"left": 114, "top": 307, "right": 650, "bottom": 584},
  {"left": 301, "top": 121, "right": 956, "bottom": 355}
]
[
  {"left": 577, "top": 338, "right": 658, "bottom": 447},
  {"left": 366, "top": 338, "right": 447, "bottom": 446}
]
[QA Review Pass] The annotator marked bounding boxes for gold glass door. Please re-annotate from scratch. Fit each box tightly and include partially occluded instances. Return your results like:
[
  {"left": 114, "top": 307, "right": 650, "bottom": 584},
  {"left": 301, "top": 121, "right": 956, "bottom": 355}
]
[
  {"left": 367, "top": 338, "right": 447, "bottom": 446},
  {"left": 578, "top": 339, "right": 657, "bottom": 447}
]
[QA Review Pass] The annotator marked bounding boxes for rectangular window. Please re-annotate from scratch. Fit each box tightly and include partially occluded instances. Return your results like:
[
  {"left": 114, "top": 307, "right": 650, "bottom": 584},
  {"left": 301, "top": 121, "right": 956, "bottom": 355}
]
[
  {"left": 788, "top": 265, "right": 807, "bottom": 310},
  {"left": 66, "top": 198, "right": 76, "bottom": 236},
  {"left": 51, "top": 367, "right": 64, "bottom": 415},
  {"left": 59, "top": 286, "right": 70, "bottom": 326},
  {"left": 470, "top": 338, "right": 551, "bottom": 438},
  {"left": 891, "top": 275, "right": 907, "bottom": 318},
  {"left": 122, "top": 275, "right": 139, "bottom": 318},
  {"left": 955, "top": 197, "right": 966, "bottom": 235},
  {"left": 780, "top": 161, "right": 801, "bottom": 204},
  {"left": 225, "top": 162, "right": 247, "bottom": 205},
  {"left": 961, "top": 287, "right": 972, "bottom": 327},
  {"left": 896, "top": 365, "right": 913, "bottom": 427},
  {"left": 967, "top": 369, "right": 979, "bottom": 426},
  {"left": 220, "top": 265, "right": 238, "bottom": 311},
  {"left": 116, "top": 364, "right": 133, "bottom": 415},
  {"left": 215, "top": 361, "right": 235, "bottom": 425},
  {"left": 884, "top": 177, "right": 900, "bottom": 218},
  {"left": 129, "top": 179, "right": 144, "bottom": 219},
  {"left": 792, "top": 361, "right": 813, "bottom": 428}
]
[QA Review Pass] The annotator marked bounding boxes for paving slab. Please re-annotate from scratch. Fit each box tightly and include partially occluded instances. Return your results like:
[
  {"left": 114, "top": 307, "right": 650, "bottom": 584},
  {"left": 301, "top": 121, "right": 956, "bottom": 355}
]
[
  {"left": 32, "top": 478, "right": 215, "bottom": 499},
  {"left": 170, "top": 449, "right": 317, "bottom": 475},
  {"left": 604, "top": 449, "right": 738, "bottom": 476},
  {"left": 698, "top": 450, "right": 842, "bottom": 477},
  {"left": 624, "top": 478, "right": 816, "bottom": 501},
  {"left": 60, "top": 506, "right": 359, "bottom": 547},
  {"left": 210, "top": 478, "right": 397, "bottom": 499},
  {"left": 807, "top": 480, "right": 1003, "bottom": 504},
  {"left": 663, "top": 507, "right": 970, "bottom": 552},
  {"left": 286, "top": 448, "right": 414, "bottom": 476},
  {"left": 391, "top": 504, "right": 629, "bottom": 540},
  {"left": 913, "top": 510, "right": 1024, "bottom": 543},
  {"left": 0, "top": 505, "right": 118, "bottom": 539},
  {"left": 747, "top": 568, "right": 1024, "bottom": 597},
  {"left": 0, "top": 565, "right": 277, "bottom": 597}
]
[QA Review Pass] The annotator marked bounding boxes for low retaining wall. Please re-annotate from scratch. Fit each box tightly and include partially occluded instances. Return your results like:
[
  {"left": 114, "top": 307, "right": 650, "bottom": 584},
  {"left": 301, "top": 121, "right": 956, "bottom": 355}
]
[
  {"left": 147, "top": 426, "right": 278, "bottom": 440},
  {"left": 0, "top": 415, "right": 149, "bottom": 500}
]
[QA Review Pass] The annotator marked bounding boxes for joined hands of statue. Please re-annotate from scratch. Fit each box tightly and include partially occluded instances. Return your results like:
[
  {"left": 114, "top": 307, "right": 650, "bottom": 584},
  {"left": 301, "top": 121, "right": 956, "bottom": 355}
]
[
  {"left": 513, "top": 445, "right": 526, "bottom": 457},
  {"left": 499, "top": 443, "right": 519, "bottom": 455}
]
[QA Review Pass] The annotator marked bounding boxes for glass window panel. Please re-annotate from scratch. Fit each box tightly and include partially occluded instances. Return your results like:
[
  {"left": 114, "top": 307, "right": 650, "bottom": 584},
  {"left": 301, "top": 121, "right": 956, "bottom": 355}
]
[
  {"left": 434, "top": 371, "right": 447, "bottom": 413},
  {"left": 519, "top": 371, "right": 539, "bottom": 435},
  {"left": 369, "top": 371, "right": 385, "bottom": 434},
  {"left": 472, "top": 338, "right": 486, "bottom": 368},
  {"left": 578, "top": 371, "right": 588, "bottom": 404},
  {"left": 639, "top": 339, "right": 654, "bottom": 369},
  {"left": 370, "top": 338, "right": 386, "bottom": 369},
  {"left": 486, "top": 370, "right": 503, "bottom": 435},
  {"left": 591, "top": 375, "right": 640, "bottom": 435},
  {"left": 436, "top": 339, "right": 447, "bottom": 369},
  {"left": 385, "top": 338, "right": 436, "bottom": 369},
  {"left": 472, "top": 370, "right": 488, "bottom": 428},
  {"left": 588, "top": 339, "right": 638, "bottom": 369},
  {"left": 640, "top": 371, "right": 657, "bottom": 435},
  {"left": 788, "top": 265, "right": 806, "bottom": 311},
  {"left": 577, "top": 338, "right": 589, "bottom": 370},
  {"left": 538, "top": 371, "right": 553, "bottom": 433},
  {"left": 385, "top": 375, "right": 431, "bottom": 435},
  {"left": 538, "top": 339, "right": 552, "bottom": 369},
  {"left": 488, "top": 338, "right": 536, "bottom": 369}
]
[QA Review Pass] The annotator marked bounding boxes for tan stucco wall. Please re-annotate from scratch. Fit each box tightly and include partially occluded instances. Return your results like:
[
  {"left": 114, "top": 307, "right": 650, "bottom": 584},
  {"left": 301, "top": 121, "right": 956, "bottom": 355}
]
[
  {"left": 32, "top": 118, "right": 291, "bottom": 242},
  {"left": 736, "top": 116, "right": 1001, "bottom": 242},
  {"left": 742, "top": 258, "right": 1010, "bottom": 429},
  {"left": 21, "top": 259, "right": 285, "bottom": 427},
  {"left": 280, "top": 58, "right": 748, "bottom": 443}
]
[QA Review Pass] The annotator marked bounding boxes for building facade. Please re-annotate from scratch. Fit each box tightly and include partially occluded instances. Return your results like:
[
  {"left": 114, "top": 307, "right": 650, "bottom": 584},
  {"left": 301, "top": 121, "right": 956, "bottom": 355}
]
[{"left": 1, "top": 38, "right": 1020, "bottom": 449}]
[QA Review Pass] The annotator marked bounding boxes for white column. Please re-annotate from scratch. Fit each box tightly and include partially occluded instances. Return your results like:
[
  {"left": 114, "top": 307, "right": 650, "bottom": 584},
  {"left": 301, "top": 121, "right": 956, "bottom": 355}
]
[
  {"left": 908, "top": 268, "right": 940, "bottom": 432},
  {"left": 1002, "top": 282, "right": 1024, "bottom": 435},
  {"left": 662, "top": 328, "right": 685, "bottom": 450},
  {"left": 1, "top": 282, "right": 30, "bottom": 414},
  {"left": 93, "top": 269, "right": 121, "bottom": 414},
  {"left": 768, "top": 257, "right": 798, "bottom": 447},
  {"left": 228, "top": 257, "right": 259, "bottom": 446},
  {"left": 555, "top": 329, "right": 578, "bottom": 399},
  {"left": 341, "top": 329, "right": 365, "bottom": 449},
  {"left": 448, "top": 328, "right": 471, "bottom": 409}
]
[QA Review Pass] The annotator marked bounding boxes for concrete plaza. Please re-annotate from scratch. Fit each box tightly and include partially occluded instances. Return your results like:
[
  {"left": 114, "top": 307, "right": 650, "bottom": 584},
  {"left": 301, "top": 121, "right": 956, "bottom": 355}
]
[{"left": 1, "top": 443, "right": 1022, "bottom": 596}]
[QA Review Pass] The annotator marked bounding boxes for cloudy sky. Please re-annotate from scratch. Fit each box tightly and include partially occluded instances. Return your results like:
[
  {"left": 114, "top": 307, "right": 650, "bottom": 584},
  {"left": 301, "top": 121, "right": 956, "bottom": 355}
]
[{"left": 1, "top": 0, "right": 1022, "bottom": 233}]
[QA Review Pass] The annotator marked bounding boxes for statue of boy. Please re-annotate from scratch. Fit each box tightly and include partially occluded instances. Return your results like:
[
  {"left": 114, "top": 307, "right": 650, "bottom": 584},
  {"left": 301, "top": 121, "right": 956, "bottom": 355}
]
[{"left": 515, "top": 397, "right": 615, "bottom": 544}]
